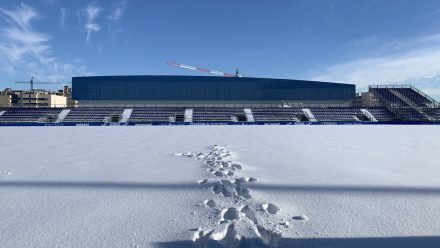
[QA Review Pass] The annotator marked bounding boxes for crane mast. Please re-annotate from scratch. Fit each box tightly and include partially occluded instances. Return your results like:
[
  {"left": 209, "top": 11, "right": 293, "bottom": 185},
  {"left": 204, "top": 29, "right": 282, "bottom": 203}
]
[{"left": 15, "top": 77, "right": 67, "bottom": 107}]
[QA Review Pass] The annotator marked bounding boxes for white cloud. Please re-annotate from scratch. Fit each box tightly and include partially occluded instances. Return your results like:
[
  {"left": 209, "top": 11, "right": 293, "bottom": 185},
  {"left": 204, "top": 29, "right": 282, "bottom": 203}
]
[
  {"left": 60, "top": 7, "right": 66, "bottom": 28},
  {"left": 109, "top": 0, "right": 127, "bottom": 21},
  {"left": 0, "top": 3, "right": 39, "bottom": 31},
  {"left": 107, "top": 0, "right": 127, "bottom": 42},
  {"left": 81, "top": 3, "right": 103, "bottom": 43},
  {"left": 0, "top": 3, "right": 91, "bottom": 83},
  {"left": 312, "top": 34, "right": 440, "bottom": 100}
]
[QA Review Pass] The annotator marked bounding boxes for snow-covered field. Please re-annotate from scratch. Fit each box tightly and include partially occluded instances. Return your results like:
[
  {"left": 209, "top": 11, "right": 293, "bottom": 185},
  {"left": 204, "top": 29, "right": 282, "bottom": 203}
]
[{"left": 0, "top": 126, "right": 439, "bottom": 248}]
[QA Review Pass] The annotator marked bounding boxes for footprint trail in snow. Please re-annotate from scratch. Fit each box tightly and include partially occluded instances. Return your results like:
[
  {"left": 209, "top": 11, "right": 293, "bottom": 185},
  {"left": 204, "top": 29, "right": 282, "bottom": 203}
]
[{"left": 175, "top": 145, "right": 306, "bottom": 248}]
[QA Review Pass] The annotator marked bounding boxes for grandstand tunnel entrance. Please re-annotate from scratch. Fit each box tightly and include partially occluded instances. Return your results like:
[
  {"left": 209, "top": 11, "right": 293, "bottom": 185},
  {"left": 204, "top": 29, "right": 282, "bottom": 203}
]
[
  {"left": 175, "top": 114, "right": 185, "bottom": 122},
  {"left": 356, "top": 113, "right": 370, "bottom": 122},
  {"left": 43, "top": 113, "right": 58, "bottom": 123},
  {"left": 109, "top": 113, "right": 121, "bottom": 123},
  {"left": 235, "top": 113, "right": 247, "bottom": 122},
  {"left": 297, "top": 113, "right": 309, "bottom": 122}
]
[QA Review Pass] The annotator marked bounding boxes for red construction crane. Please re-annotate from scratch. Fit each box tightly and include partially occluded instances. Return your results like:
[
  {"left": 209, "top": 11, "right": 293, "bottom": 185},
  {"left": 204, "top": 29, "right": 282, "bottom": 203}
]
[{"left": 167, "top": 61, "right": 242, "bottom": 77}]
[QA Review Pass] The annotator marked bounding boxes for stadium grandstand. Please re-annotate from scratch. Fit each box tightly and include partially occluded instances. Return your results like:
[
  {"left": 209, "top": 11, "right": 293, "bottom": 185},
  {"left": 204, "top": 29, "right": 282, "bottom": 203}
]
[{"left": 0, "top": 75, "right": 439, "bottom": 125}]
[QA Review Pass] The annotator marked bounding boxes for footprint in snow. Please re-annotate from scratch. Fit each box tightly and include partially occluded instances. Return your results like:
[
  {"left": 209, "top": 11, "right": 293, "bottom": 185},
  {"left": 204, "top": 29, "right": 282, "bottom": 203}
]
[
  {"left": 204, "top": 199, "right": 216, "bottom": 208},
  {"left": 262, "top": 203, "right": 280, "bottom": 215},
  {"left": 292, "top": 215, "right": 308, "bottom": 221}
]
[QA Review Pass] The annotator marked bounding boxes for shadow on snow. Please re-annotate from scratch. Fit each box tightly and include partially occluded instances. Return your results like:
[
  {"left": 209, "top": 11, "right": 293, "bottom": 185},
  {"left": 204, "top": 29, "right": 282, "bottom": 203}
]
[
  {"left": 0, "top": 181, "right": 440, "bottom": 195},
  {"left": 155, "top": 236, "right": 440, "bottom": 248}
]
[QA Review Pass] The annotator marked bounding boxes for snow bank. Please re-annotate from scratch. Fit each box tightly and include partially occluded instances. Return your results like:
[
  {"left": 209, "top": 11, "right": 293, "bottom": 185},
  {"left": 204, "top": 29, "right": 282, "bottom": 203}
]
[{"left": 0, "top": 126, "right": 439, "bottom": 248}]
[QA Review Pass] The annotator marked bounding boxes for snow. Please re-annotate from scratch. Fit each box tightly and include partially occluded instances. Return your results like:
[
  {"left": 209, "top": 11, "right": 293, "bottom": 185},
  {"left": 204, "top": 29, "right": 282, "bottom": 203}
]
[{"left": 0, "top": 125, "right": 439, "bottom": 248}]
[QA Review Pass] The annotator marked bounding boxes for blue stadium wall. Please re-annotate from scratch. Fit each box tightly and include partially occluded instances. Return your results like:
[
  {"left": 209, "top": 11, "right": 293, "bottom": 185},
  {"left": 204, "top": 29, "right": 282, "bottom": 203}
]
[{"left": 72, "top": 76, "right": 355, "bottom": 102}]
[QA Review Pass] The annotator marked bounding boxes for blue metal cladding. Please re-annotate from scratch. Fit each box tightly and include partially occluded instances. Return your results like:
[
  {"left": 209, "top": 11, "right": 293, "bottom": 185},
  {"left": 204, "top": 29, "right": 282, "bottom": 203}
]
[{"left": 72, "top": 76, "right": 355, "bottom": 101}]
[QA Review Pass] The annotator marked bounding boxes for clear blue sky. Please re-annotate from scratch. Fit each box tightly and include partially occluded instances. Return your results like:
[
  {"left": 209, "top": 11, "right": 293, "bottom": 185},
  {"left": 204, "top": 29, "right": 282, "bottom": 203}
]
[{"left": 1, "top": 0, "right": 440, "bottom": 99}]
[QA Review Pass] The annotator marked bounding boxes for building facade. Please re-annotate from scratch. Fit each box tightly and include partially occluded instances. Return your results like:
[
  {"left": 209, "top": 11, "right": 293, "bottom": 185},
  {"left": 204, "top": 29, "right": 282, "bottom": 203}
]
[
  {"left": 0, "top": 89, "right": 68, "bottom": 108},
  {"left": 72, "top": 76, "right": 356, "bottom": 106}
]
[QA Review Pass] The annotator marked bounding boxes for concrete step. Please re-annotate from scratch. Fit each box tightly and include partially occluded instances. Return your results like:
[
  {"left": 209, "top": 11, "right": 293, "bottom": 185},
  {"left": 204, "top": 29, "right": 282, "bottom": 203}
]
[
  {"left": 184, "top": 108, "right": 193, "bottom": 122},
  {"left": 302, "top": 108, "right": 317, "bottom": 122},
  {"left": 120, "top": 109, "right": 133, "bottom": 123},
  {"left": 244, "top": 108, "right": 254, "bottom": 122},
  {"left": 361, "top": 109, "right": 378, "bottom": 122},
  {"left": 55, "top": 109, "right": 70, "bottom": 123}
]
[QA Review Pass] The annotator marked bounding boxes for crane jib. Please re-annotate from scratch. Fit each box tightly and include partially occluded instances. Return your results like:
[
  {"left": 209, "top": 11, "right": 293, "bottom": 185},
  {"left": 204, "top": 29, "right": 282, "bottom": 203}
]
[{"left": 167, "top": 61, "right": 241, "bottom": 77}]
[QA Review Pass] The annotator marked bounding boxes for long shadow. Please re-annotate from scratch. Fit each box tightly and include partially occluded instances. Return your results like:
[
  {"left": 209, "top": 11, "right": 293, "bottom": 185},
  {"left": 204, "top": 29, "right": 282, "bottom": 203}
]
[
  {"left": 0, "top": 181, "right": 199, "bottom": 191},
  {"left": 249, "top": 183, "right": 440, "bottom": 195},
  {"left": 156, "top": 236, "right": 440, "bottom": 248},
  {"left": 0, "top": 180, "right": 440, "bottom": 195}
]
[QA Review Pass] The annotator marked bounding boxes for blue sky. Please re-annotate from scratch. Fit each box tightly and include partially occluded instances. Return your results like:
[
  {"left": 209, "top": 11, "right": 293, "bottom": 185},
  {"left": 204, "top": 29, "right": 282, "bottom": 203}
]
[{"left": 1, "top": 0, "right": 440, "bottom": 99}]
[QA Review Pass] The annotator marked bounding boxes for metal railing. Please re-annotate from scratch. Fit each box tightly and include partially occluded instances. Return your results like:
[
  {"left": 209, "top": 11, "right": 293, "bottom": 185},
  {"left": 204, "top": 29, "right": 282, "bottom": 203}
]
[
  {"left": 368, "top": 87, "right": 407, "bottom": 121},
  {"left": 369, "top": 84, "right": 439, "bottom": 108},
  {"left": 409, "top": 85, "right": 439, "bottom": 108}
]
